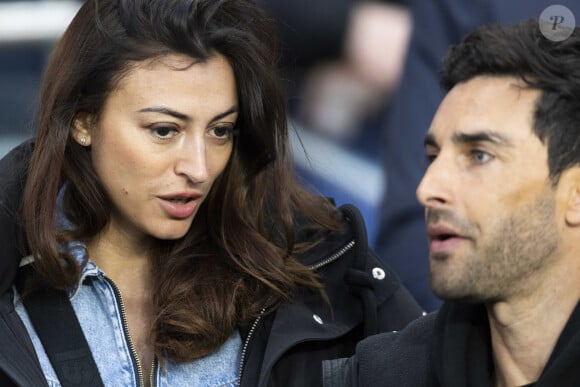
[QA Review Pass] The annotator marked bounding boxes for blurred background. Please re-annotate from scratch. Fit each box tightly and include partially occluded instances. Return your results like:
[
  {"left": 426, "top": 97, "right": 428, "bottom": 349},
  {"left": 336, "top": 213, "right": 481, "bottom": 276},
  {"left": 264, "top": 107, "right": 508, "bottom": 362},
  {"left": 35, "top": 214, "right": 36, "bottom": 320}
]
[
  {"left": 259, "top": 0, "right": 412, "bottom": 248},
  {"left": 0, "top": 0, "right": 81, "bottom": 155},
  {"left": 3, "top": 0, "right": 579, "bottom": 312}
]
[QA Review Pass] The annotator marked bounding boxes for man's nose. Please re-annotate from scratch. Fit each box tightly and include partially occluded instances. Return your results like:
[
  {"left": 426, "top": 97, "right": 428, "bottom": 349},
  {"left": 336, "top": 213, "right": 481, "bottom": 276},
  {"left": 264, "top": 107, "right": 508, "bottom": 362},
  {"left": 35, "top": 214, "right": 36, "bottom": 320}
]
[{"left": 416, "top": 154, "right": 454, "bottom": 208}]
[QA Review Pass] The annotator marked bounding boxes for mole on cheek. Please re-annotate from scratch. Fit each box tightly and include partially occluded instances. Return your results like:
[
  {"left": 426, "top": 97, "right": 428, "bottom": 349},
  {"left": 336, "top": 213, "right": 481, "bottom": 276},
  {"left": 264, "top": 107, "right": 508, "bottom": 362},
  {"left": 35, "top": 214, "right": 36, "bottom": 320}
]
[{"left": 122, "top": 188, "right": 129, "bottom": 196}]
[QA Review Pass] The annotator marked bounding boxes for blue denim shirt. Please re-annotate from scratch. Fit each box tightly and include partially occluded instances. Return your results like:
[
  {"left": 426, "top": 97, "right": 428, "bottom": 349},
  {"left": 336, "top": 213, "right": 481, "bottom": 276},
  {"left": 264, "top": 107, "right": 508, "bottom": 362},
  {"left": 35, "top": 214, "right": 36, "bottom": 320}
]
[{"left": 14, "top": 242, "right": 241, "bottom": 387}]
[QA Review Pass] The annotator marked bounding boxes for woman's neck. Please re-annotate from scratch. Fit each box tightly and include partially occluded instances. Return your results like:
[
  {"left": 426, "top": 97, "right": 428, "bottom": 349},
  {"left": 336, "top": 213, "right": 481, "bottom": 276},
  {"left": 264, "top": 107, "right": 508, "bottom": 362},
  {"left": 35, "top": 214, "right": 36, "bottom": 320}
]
[
  {"left": 85, "top": 224, "right": 156, "bottom": 385},
  {"left": 85, "top": 219, "right": 153, "bottom": 279}
]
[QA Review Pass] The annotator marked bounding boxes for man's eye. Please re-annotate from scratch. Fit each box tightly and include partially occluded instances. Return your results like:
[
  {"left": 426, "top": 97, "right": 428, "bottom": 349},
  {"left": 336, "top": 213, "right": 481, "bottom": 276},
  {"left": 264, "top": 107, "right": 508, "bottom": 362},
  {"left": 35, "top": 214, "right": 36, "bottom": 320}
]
[
  {"left": 471, "top": 150, "right": 492, "bottom": 164},
  {"left": 425, "top": 154, "right": 437, "bottom": 165}
]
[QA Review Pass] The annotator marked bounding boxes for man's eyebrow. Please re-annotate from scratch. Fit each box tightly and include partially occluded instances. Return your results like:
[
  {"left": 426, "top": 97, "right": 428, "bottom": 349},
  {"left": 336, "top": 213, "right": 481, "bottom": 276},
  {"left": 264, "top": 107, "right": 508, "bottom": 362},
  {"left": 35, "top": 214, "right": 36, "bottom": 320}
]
[
  {"left": 137, "top": 105, "right": 238, "bottom": 123},
  {"left": 452, "top": 130, "right": 514, "bottom": 147}
]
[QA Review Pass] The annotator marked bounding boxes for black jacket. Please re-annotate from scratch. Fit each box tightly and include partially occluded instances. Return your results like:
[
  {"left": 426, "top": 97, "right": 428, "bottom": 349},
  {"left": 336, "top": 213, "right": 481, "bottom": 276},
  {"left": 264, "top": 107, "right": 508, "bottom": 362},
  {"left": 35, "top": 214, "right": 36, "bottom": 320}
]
[
  {"left": 0, "top": 140, "right": 423, "bottom": 387},
  {"left": 324, "top": 301, "right": 580, "bottom": 387}
]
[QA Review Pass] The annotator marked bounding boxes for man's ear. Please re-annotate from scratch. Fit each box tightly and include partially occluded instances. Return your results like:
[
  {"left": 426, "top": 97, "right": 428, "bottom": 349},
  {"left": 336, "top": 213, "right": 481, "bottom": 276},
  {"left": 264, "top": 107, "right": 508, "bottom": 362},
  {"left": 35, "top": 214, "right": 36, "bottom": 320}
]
[
  {"left": 562, "top": 166, "right": 580, "bottom": 226},
  {"left": 71, "top": 113, "right": 93, "bottom": 146}
]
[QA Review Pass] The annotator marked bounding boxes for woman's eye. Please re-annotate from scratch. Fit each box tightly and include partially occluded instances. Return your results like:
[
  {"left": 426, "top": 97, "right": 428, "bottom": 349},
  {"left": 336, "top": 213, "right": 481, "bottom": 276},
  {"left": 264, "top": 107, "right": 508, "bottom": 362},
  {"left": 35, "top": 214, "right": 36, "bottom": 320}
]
[
  {"left": 210, "top": 125, "right": 234, "bottom": 139},
  {"left": 151, "top": 125, "right": 178, "bottom": 139}
]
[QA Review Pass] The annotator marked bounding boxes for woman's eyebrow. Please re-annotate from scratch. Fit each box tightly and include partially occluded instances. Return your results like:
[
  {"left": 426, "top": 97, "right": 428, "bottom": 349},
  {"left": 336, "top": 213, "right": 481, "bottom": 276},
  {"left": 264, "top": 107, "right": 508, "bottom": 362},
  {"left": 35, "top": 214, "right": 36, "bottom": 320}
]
[{"left": 137, "top": 105, "right": 238, "bottom": 123}]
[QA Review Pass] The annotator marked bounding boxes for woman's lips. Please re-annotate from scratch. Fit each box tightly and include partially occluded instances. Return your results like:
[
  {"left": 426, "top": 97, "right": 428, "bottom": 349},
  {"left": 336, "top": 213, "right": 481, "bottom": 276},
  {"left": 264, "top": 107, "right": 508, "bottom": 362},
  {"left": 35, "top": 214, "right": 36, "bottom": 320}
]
[{"left": 158, "top": 196, "right": 200, "bottom": 219}]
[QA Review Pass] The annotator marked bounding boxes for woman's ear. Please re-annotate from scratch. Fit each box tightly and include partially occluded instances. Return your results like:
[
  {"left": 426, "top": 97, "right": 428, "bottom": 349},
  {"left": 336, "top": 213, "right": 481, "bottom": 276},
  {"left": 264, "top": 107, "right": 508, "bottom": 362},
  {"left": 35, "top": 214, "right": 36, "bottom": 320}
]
[{"left": 71, "top": 113, "right": 93, "bottom": 146}]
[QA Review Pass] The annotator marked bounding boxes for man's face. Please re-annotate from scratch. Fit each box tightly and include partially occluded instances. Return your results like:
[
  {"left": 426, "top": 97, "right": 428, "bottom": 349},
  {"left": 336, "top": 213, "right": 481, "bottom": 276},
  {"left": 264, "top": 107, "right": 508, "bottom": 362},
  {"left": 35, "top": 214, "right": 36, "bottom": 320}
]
[{"left": 416, "top": 75, "right": 562, "bottom": 303}]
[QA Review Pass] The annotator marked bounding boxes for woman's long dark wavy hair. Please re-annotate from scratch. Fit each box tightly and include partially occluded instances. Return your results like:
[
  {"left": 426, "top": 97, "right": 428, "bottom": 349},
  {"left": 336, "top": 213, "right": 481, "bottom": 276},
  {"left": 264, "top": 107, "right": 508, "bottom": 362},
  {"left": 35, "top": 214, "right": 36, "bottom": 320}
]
[{"left": 23, "top": 0, "right": 341, "bottom": 361}]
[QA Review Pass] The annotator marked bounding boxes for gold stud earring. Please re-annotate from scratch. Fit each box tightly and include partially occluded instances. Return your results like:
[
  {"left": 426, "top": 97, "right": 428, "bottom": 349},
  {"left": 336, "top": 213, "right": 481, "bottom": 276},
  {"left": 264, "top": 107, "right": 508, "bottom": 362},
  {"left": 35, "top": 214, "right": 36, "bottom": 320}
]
[{"left": 80, "top": 137, "right": 87, "bottom": 145}]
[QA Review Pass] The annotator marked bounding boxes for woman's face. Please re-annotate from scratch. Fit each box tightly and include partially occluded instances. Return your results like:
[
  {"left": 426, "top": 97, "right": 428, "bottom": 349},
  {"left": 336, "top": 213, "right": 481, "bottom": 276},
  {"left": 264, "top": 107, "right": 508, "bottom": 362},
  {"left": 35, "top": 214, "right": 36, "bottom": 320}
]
[{"left": 73, "top": 53, "right": 238, "bottom": 243}]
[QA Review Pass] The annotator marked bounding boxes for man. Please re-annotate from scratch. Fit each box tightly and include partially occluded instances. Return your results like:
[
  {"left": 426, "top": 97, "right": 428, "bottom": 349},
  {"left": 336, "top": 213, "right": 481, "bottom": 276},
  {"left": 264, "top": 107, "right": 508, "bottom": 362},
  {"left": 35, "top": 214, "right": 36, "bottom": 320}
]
[
  {"left": 375, "top": 0, "right": 580, "bottom": 312},
  {"left": 323, "top": 19, "right": 580, "bottom": 386}
]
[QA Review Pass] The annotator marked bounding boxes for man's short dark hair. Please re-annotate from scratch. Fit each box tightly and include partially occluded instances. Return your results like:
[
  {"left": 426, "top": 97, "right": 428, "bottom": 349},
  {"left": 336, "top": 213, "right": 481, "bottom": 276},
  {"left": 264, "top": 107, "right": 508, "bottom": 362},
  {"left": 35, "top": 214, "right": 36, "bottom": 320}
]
[{"left": 440, "top": 19, "right": 580, "bottom": 183}]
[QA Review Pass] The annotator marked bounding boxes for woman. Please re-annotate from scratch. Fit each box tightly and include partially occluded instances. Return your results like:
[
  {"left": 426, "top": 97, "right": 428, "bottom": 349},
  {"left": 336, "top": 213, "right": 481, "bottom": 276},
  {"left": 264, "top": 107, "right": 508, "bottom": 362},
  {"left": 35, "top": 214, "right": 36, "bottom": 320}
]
[{"left": 0, "top": 0, "right": 422, "bottom": 386}]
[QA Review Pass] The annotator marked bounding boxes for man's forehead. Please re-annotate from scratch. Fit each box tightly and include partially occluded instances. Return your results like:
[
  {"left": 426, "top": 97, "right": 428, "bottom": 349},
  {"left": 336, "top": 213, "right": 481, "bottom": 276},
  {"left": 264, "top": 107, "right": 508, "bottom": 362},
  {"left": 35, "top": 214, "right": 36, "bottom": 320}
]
[
  {"left": 426, "top": 76, "right": 541, "bottom": 145},
  {"left": 438, "top": 75, "right": 539, "bottom": 114}
]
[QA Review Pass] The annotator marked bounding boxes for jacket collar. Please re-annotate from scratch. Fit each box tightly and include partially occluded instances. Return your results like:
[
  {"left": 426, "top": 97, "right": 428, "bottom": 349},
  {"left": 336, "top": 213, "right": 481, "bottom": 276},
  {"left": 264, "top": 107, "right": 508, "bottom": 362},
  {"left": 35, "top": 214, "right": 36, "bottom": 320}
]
[
  {"left": 252, "top": 204, "right": 399, "bottom": 386},
  {"left": 0, "top": 139, "right": 34, "bottom": 296},
  {"left": 432, "top": 302, "right": 492, "bottom": 387},
  {"left": 433, "top": 301, "right": 580, "bottom": 387}
]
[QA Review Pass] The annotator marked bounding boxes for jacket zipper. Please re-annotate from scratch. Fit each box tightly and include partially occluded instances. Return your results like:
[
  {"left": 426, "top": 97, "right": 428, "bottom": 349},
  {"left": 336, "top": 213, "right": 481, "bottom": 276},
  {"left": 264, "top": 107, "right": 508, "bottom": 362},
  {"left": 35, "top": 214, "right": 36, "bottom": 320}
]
[
  {"left": 150, "top": 358, "right": 158, "bottom": 387},
  {"left": 237, "top": 239, "right": 356, "bottom": 385},
  {"left": 104, "top": 276, "right": 146, "bottom": 387},
  {"left": 237, "top": 307, "right": 266, "bottom": 385},
  {"left": 307, "top": 240, "right": 355, "bottom": 270}
]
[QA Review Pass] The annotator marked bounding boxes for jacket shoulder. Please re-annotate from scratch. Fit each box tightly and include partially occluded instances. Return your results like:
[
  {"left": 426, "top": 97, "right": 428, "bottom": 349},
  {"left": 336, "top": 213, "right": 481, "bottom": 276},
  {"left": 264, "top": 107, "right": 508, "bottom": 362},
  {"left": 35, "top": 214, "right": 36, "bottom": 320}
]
[
  {"left": 323, "top": 312, "right": 438, "bottom": 387},
  {"left": 357, "top": 311, "right": 436, "bottom": 367},
  {"left": 0, "top": 290, "right": 48, "bottom": 387}
]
